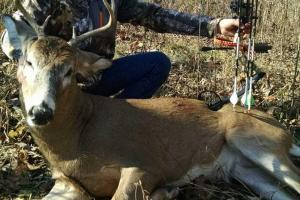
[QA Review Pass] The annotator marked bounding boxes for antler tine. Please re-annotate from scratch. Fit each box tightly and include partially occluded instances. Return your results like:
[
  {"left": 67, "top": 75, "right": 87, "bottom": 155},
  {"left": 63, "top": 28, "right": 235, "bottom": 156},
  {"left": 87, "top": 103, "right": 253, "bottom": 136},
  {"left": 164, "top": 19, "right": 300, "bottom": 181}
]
[
  {"left": 68, "top": 0, "right": 116, "bottom": 46},
  {"left": 15, "top": 0, "right": 50, "bottom": 36}
]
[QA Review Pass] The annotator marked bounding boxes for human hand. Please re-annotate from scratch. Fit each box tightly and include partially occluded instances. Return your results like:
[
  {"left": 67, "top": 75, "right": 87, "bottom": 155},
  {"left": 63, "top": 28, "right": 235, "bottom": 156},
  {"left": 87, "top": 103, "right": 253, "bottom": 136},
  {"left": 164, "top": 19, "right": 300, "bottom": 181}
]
[{"left": 216, "top": 18, "right": 251, "bottom": 37}]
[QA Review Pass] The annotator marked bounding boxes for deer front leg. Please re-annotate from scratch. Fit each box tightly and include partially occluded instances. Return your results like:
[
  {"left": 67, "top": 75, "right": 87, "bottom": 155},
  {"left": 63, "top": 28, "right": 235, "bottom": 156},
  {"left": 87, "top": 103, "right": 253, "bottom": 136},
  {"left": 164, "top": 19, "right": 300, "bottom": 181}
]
[
  {"left": 43, "top": 177, "right": 92, "bottom": 200},
  {"left": 112, "top": 167, "right": 160, "bottom": 200}
]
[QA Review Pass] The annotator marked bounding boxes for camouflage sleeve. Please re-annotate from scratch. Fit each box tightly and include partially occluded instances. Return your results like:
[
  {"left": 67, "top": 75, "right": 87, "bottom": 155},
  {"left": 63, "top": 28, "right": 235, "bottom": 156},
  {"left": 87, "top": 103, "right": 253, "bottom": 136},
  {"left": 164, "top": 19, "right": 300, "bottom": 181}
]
[{"left": 117, "top": 0, "right": 220, "bottom": 38}]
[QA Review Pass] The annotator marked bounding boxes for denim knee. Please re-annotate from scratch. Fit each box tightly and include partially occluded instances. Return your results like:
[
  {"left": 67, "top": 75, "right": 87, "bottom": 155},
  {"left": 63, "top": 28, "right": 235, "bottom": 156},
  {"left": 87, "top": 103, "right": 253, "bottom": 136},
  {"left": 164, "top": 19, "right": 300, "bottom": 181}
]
[{"left": 151, "top": 51, "right": 171, "bottom": 81}]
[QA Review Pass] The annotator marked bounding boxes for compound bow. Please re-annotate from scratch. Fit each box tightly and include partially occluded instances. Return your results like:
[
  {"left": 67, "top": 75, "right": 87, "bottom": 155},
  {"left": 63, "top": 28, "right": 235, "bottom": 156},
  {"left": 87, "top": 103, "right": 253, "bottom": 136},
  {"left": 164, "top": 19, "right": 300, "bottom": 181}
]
[{"left": 199, "top": 0, "right": 271, "bottom": 111}]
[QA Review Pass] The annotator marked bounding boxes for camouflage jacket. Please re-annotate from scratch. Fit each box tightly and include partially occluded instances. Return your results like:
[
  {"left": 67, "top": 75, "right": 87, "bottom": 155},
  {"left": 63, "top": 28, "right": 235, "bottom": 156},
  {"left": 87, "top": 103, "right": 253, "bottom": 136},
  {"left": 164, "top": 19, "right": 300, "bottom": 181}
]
[{"left": 1, "top": 0, "right": 219, "bottom": 59}]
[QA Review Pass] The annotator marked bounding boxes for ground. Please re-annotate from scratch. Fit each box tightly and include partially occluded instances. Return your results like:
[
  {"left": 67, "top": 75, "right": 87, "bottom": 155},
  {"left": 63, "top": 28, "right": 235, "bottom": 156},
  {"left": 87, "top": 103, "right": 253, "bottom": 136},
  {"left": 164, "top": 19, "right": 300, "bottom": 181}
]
[{"left": 0, "top": 0, "right": 299, "bottom": 199}]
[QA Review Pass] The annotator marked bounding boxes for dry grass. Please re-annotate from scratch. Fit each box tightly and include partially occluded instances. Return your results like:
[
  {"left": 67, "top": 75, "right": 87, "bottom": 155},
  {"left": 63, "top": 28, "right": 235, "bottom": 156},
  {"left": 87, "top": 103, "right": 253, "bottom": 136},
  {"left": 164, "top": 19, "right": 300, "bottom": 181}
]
[{"left": 0, "top": 0, "right": 299, "bottom": 199}]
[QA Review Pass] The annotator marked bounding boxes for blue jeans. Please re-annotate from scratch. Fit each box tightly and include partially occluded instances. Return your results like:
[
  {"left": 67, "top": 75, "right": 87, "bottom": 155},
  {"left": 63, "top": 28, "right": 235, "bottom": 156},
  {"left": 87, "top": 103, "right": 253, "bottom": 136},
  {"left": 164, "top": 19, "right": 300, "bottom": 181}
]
[{"left": 85, "top": 52, "right": 171, "bottom": 99}]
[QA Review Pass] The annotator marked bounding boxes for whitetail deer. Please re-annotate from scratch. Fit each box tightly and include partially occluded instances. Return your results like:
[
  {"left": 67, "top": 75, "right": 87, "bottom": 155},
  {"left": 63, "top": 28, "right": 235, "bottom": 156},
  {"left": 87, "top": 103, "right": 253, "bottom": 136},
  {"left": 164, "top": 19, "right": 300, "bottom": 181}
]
[{"left": 2, "top": 0, "right": 300, "bottom": 199}]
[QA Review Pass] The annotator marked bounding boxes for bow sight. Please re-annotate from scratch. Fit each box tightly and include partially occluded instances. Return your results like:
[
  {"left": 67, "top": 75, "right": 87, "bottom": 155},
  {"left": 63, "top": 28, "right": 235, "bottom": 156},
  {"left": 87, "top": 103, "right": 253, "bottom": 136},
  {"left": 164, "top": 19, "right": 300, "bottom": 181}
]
[{"left": 229, "top": 0, "right": 257, "bottom": 24}]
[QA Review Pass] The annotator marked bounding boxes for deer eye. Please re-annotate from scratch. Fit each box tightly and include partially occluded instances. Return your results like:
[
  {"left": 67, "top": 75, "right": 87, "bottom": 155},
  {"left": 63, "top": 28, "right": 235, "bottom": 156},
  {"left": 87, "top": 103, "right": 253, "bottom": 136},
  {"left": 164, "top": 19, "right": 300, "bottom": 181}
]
[{"left": 64, "top": 68, "right": 72, "bottom": 77}]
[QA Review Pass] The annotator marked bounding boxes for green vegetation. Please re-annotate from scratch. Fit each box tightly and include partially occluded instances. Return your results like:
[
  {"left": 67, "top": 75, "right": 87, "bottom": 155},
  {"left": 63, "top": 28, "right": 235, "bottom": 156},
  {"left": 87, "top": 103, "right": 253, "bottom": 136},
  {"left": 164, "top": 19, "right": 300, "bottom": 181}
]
[{"left": 0, "top": 0, "right": 299, "bottom": 199}]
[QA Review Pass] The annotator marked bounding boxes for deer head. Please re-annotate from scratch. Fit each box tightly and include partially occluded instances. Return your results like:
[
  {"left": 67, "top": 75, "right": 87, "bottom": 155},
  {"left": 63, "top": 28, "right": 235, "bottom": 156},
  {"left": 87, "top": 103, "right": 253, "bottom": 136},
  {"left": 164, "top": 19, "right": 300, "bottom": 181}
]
[{"left": 2, "top": 0, "right": 116, "bottom": 127}]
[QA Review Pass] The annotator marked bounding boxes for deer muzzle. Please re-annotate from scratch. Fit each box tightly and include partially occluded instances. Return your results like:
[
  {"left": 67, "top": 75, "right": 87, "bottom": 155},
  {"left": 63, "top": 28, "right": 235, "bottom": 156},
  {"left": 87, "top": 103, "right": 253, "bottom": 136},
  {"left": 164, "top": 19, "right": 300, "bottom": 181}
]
[{"left": 28, "top": 101, "right": 54, "bottom": 126}]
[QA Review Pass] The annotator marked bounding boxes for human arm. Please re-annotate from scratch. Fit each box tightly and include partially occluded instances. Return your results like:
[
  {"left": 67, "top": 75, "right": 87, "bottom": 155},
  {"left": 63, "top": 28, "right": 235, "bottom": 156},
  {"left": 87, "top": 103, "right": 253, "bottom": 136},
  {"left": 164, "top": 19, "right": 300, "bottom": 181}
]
[{"left": 117, "top": 0, "right": 240, "bottom": 38}]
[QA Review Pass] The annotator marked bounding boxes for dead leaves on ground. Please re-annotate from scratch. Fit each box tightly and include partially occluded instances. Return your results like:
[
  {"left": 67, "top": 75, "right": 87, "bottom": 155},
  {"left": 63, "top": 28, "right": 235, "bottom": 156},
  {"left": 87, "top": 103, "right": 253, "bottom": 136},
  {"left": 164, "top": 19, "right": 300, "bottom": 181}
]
[{"left": 0, "top": 131, "right": 52, "bottom": 199}]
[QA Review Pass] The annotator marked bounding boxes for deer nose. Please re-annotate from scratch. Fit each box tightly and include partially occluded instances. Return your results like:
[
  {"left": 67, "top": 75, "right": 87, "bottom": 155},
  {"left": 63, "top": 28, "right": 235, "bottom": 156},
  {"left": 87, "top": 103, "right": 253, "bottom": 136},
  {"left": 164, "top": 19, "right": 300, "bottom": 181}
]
[{"left": 28, "top": 102, "right": 54, "bottom": 126}]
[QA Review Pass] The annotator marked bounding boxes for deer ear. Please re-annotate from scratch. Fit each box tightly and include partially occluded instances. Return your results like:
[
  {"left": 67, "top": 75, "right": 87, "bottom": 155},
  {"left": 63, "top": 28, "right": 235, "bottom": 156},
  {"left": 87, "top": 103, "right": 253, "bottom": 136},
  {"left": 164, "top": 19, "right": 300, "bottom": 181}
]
[
  {"left": 77, "top": 57, "right": 112, "bottom": 78},
  {"left": 1, "top": 14, "right": 36, "bottom": 60}
]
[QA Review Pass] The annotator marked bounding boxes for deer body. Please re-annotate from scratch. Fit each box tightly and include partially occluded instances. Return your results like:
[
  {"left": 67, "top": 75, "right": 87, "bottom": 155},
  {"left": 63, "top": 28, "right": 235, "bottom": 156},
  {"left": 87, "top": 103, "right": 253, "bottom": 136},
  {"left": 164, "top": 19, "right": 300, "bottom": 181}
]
[
  {"left": 2, "top": 0, "right": 300, "bottom": 199},
  {"left": 34, "top": 85, "right": 226, "bottom": 197},
  {"left": 25, "top": 73, "right": 300, "bottom": 199}
]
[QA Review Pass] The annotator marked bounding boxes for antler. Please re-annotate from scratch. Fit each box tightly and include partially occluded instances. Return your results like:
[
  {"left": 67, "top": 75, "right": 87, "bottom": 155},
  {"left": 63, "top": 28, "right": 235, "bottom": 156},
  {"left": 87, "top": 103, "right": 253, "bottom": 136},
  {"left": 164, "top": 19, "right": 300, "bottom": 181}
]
[
  {"left": 68, "top": 0, "right": 116, "bottom": 46},
  {"left": 15, "top": 0, "right": 51, "bottom": 36}
]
